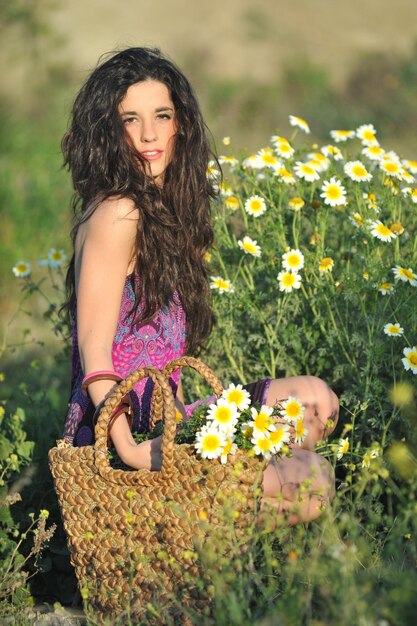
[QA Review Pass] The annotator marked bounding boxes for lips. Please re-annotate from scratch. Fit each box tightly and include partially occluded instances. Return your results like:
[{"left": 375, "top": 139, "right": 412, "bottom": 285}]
[{"left": 140, "top": 150, "right": 163, "bottom": 161}]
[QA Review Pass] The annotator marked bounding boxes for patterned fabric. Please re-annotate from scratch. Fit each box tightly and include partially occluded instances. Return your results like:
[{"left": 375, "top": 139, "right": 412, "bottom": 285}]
[{"left": 63, "top": 274, "right": 186, "bottom": 445}]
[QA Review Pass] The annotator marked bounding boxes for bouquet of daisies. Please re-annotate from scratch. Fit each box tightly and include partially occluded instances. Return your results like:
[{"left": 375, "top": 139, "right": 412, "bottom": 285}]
[{"left": 175, "top": 383, "right": 309, "bottom": 464}]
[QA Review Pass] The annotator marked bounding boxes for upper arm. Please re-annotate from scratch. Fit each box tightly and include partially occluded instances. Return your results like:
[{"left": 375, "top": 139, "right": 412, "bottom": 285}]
[{"left": 75, "top": 197, "right": 139, "bottom": 367}]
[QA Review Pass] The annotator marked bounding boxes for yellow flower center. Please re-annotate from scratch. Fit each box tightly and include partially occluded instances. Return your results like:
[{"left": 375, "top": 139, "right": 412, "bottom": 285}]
[
  {"left": 225, "top": 196, "right": 239, "bottom": 209},
  {"left": 282, "top": 273, "right": 295, "bottom": 287},
  {"left": 243, "top": 242, "right": 257, "bottom": 254},
  {"left": 279, "top": 142, "right": 292, "bottom": 152},
  {"left": 380, "top": 282, "right": 391, "bottom": 290},
  {"left": 295, "top": 420, "right": 305, "bottom": 437},
  {"left": 301, "top": 165, "right": 315, "bottom": 175},
  {"left": 285, "top": 401, "right": 302, "bottom": 419},
  {"left": 353, "top": 214, "right": 364, "bottom": 225},
  {"left": 227, "top": 390, "right": 244, "bottom": 405},
  {"left": 376, "top": 224, "right": 392, "bottom": 237},
  {"left": 215, "top": 407, "right": 232, "bottom": 423},
  {"left": 326, "top": 184, "right": 342, "bottom": 199},
  {"left": 388, "top": 326, "right": 400, "bottom": 334},
  {"left": 262, "top": 153, "right": 277, "bottom": 165},
  {"left": 249, "top": 200, "right": 262, "bottom": 212},
  {"left": 289, "top": 197, "right": 304, "bottom": 209},
  {"left": 202, "top": 434, "right": 221, "bottom": 452},
  {"left": 270, "top": 429, "right": 285, "bottom": 445},
  {"left": 287, "top": 254, "right": 301, "bottom": 268},
  {"left": 407, "top": 353, "right": 417, "bottom": 366},
  {"left": 254, "top": 413, "right": 270, "bottom": 432},
  {"left": 399, "top": 268, "right": 414, "bottom": 280},
  {"left": 363, "top": 130, "right": 376, "bottom": 142},
  {"left": 258, "top": 438, "right": 272, "bottom": 452},
  {"left": 319, "top": 258, "right": 334, "bottom": 271},
  {"left": 352, "top": 164, "right": 367, "bottom": 177},
  {"left": 222, "top": 439, "right": 233, "bottom": 454},
  {"left": 384, "top": 161, "right": 399, "bottom": 173}
]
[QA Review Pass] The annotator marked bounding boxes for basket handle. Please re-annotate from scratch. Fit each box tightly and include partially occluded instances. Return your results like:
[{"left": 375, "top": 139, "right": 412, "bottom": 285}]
[
  {"left": 150, "top": 356, "right": 224, "bottom": 428},
  {"left": 94, "top": 366, "right": 177, "bottom": 480}
]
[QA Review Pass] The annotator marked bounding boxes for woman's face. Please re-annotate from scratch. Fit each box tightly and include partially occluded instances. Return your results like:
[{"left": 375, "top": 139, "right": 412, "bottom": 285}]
[{"left": 119, "top": 79, "right": 176, "bottom": 182}]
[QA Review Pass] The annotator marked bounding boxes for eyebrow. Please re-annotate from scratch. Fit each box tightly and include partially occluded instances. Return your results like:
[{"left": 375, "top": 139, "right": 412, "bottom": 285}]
[{"left": 120, "top": 106, "right": 174, "bottom": 116}]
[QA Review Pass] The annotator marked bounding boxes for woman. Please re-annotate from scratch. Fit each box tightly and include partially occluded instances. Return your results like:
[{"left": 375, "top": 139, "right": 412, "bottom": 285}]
[{"left": 62, "top": 47, "right": 339, "bottom": 525}]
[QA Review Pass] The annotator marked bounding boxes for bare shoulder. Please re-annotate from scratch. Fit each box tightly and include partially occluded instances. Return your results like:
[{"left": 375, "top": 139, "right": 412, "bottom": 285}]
[{"left": 89, "top": 196, "right": 139, "bottom": 226}]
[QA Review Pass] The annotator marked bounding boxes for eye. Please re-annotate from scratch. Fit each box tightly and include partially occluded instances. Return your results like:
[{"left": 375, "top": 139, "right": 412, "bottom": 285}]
[
  {"left": 157, "top": 113, "right": 173, "bottom": 120},
  {"left": 122, "top": 116, "right": 138, "bottom": 125}
]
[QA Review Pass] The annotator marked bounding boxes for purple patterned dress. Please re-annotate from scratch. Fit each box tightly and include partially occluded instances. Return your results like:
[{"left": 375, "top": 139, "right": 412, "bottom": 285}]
[{"left": 63, "top": 274, "right": 187, "bottom": 446}]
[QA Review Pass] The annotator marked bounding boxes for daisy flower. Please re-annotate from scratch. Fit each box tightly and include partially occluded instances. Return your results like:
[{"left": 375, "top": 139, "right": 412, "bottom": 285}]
[
  {"left": 225, "top": 196, "right": 239, "bottom": 210},
  {"left": 337, "top": 438, "right": 350, "bottom": 460},
  {"left": 242, "top": 154, "right": 264, "bottom": 169},
  {"left": 293, "top": 418, "right": 309, "bottom": 444},
  {"left": 344, "top": 161, "right": 372, "bottom": 182},
  {"left": 268, "top": 425, "right": 291, "bottom": 453},
  {"left": 361, "top": 449, "right": 379, "bottom": 469},
  {"left": 380, "top": 159, "right": 403, "bottom": 179},
  {"left": 349, "top": 212, "right": 365, "bottom": 227},
  {"left": 274, "top": 140, "right": 295, "bottom": 159},
  {"left": 280, "top": 396, "right": 305, "bottom": 422},
  {"left": 356, "top": 123, "right": 378, "bottom": 146},
  {"left": 257, "top": 148, "right": 280, "bottom": 169},
  {"left": 238, "top": 236, "right": 262, "bottom": 257},
  {"left": 206, "top": 398, "right": 239, "bottom": 432},
  {"left": 319, "top": 257, "right": 334, "bottom": 273},
  {"left": 411, "top": 189, "right": 417, "bottom": 204},
  {"left": 47, "top": 248, "right": 67, "bottom": 268},
  {"left": 369, "top": 220, "right": 396, "bottom": 242},
  {"left": 220, "top": 438, "right": 237, "bottom": 464},
  {"left": 210, "top": 276, "right": 235, "bottom": 293},
  {"left": 219, "top": 181, "right": 233, "bottom": 197},
  {"left": 402, "top": 159, "right": 417, "bottom": 174},
  {"left": 384, "top": 323, "right": 404, "bottom": 337},
  {"left": 362, "top": 145, "right": 385, "bottom": 161},
  {"left": 392, "top": 265, "right": 417, "bottom": 286},
  {"left": 244, "top": 195, "right": 267, "bottom": 217},
  {"left": 251, "top": 434, "right": 274, "bottom": 459},
  {"left": 289, "top": 115, "right": 310, "bottom": 133},
  {"left": 288, "top": 197, "right": 305, "bottom": 211},
  {"left": 12, "top": 260, "right": 31, "bottom": 278},
  {"left": 203, "top": 250, "right": 212, "bottom": 263},
  {"left": 402, "top": 346, "right": 417, "bottom": 375},
  {"left": 221, "top": 383, "right": 251, "bottom": 410},
  {"left": 282, "top": 249, "right": 304, "bottom": 272},
  {"left": 277, "top": 270, "right": 302, "bottom": 293},
  {"left": 294, "top": 161, "right": 320, "bottom": 182},
  {"left": 222, "top": 136, "right": 231, "bottom": 146},
  {"left": 330, "top": 129, "right": 355, "bottom": 142},
  {"left": 320, "top": 177, "right": 347, "bottom": 207},
  {"left": 276, "top": 167, "right": 296, "bottom": 184},
  {"left": 246, "top": 405, "right": 275, "bottom": 438},
  {"left": 307, "top": 152, "right": 330, "bottom": 172},
  {"left": 207, "top": 161, "right": 220, "bottom": 180},
  {"left": 378, "top": 281, "right": 394, "bottom": 295},
  {"left": 321, "top": 145, "right": 343, "bottom": 160},
  {"left": 195, "top": 424, "right": 227, "bottom": 460},
  {"left": 218, "top": 155, "right": 239, "bottom": 167}
]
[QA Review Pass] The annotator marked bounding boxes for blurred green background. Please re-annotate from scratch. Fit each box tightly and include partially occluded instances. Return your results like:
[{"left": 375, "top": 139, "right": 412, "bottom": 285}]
[{"left": 1, "top": 0, "right": 417, "bottom": 335}]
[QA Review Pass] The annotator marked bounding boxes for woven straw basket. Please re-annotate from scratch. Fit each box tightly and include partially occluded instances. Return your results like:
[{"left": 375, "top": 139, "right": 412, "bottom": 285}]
[{"left": 49, "top": 357, "right": 266, "bottom": 619}]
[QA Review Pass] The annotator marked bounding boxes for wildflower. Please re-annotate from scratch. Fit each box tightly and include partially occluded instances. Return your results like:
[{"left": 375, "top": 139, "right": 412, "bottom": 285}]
[
  {"left": 48, "top": 248, "right": 67, "bottom": 268},
  {"left": 383, "top": 323, "right": 404, "bottom": 337},
  {"left": 369, "top": 220, "right": 396, "bottom": 242},
  {"left": 288, "top": 197, "right": 305, "bottom": 211},
  {"left": 195, "top": 424, "right": 226, "bottom": 460},
  {"left": 219, "top": 181, "right": 233, "bottom": 197},
  {"left": 321, "top": 145, "right": 343, "bottom": 160},
  {"left": 349, "top": 212, "right": 364, "bottom": 227},
  {"left": 280, "top": 396, "right": 305, "bottom": 422},
  {"left": 294, "top": 162, "right": 320, "bottom": 182},
  {"left": 246, "top": 405, "right": 275, "bottom": 437},
  {"left": 320, "top": 177, "right": 347, "bottom": 207},
  {"left": 221, "top": 383, "right": 251, "bottom": 410},
  {"left": 203, "top": 250, "right": 212, "bottom": 263},
  {"left": 363, "top": 272, "right": 369, "bottom": 280},
  {"left": 243, "top": 154, "right": 263, "bottom": 169},
  {"left": 402, "top": 346, "right": 417, "bottom": 375},
  {"left": 344, "top": 161, "right": 372, "bottom": 182},
  {"left": 294, "top": 418, "right": 309, "bottom": 444},
  {"left": 222, "top": 136, "right": 231, "bottom": 146},
  {"left": 380, "top": 159, "right": 403, "bottom": 179},
  {"left": 39, "top": 509, "right": 50, "bottom": 520},
  {"left": 403, "top": 159, "right": 417, "bottom": 174},
  {"left": 337, "top": 438, "right": 350, "bottom": 460},
  {"left": 310, "top": 233, "right": 321, "bottom": 245},
  {"left": 362, "top": 449, "right": 379, "bottom": 469},
  {"left": 210, "top": 276, "right": 235, "bottom": 293},
  {"left": 277, "top": 270, "right": 302, "bottom": 293},
  {"left": 238, "top": 236, "right": 262, "bottom": 258},
  {"left": 207, "top": 398, "right": 239, "bottom": 432},
  {"left": 392, "top": 265, "right": 417, "bottom": 286},
  {"left": 276, "top": 167, "right": 296, "bottom": 184},
  {"left": 251, "top": 434, "right": 274, "bottom": 459},
  {"left": 220, "top": 438, "right": 238, "bottom": 464},
  {"left": 378, "top": 281, "right": 394, "bottom": 295},
  {"left": 308, "top": 152, "right": 330, "bottom": 172},
  {"left": 410, "top": 188, "right": 417, "bottom": 203},
  {"left": 218, "top": 155, "right": 238, "bottom": 167},
  {"left": 356, "top": 123, "right": 378, "bottom": 146},
  {"left": 244, "top": 195, "right": 267, "bottom": 217},
  {"left": 330, "top": 129, "right": 355, "bottom": 142},
  {"left": 257, "top": 148, "right": 280, "bottom": 169},
  {"left": 12, "top": 261, "right": 31, "bottom": 278},
  {"left": 225, "top": 196, "right": 239, "bottom": 210},
  {"left": 390, "top": 222, "right": 405, "bottom": 236},
  {"left": 289, "top": 115, "right": 310, "bottom": 133},
  {"left": 282, "top": 249, "right": 304, "bottom": 272},
  {"left": 273, "top": 139, "right": 295, "bottom": 159},
  {"left": 269, "top": 425, "right": 291, "bottom": 452},
  {"left": 207, "top": 161, "right": 220, "bottom": 180},
  {"left": 319, "top": 257, "right": 334, "bottom": 273},
  {"left": 362, "top": 145, "right": 385, "bottom": 161}
]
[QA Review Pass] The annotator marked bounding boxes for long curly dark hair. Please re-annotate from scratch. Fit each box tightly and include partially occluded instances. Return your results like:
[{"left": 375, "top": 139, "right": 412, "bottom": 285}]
[{"left": 62, "top": 47, "right": 216, "bottom": 354}]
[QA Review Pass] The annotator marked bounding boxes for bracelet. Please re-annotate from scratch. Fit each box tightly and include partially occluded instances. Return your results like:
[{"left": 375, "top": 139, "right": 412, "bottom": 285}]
[
  {"left": 93, "top": 397, "right": 133, "bottom": 446},
  {"left": 81, "top": 370, "right": 123, "bottom": 396}
]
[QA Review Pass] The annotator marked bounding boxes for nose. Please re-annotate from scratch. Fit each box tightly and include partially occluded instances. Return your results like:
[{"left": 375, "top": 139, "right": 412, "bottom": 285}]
[{"left": 141, "top": 119, "right": 157, "bottom": 143}]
